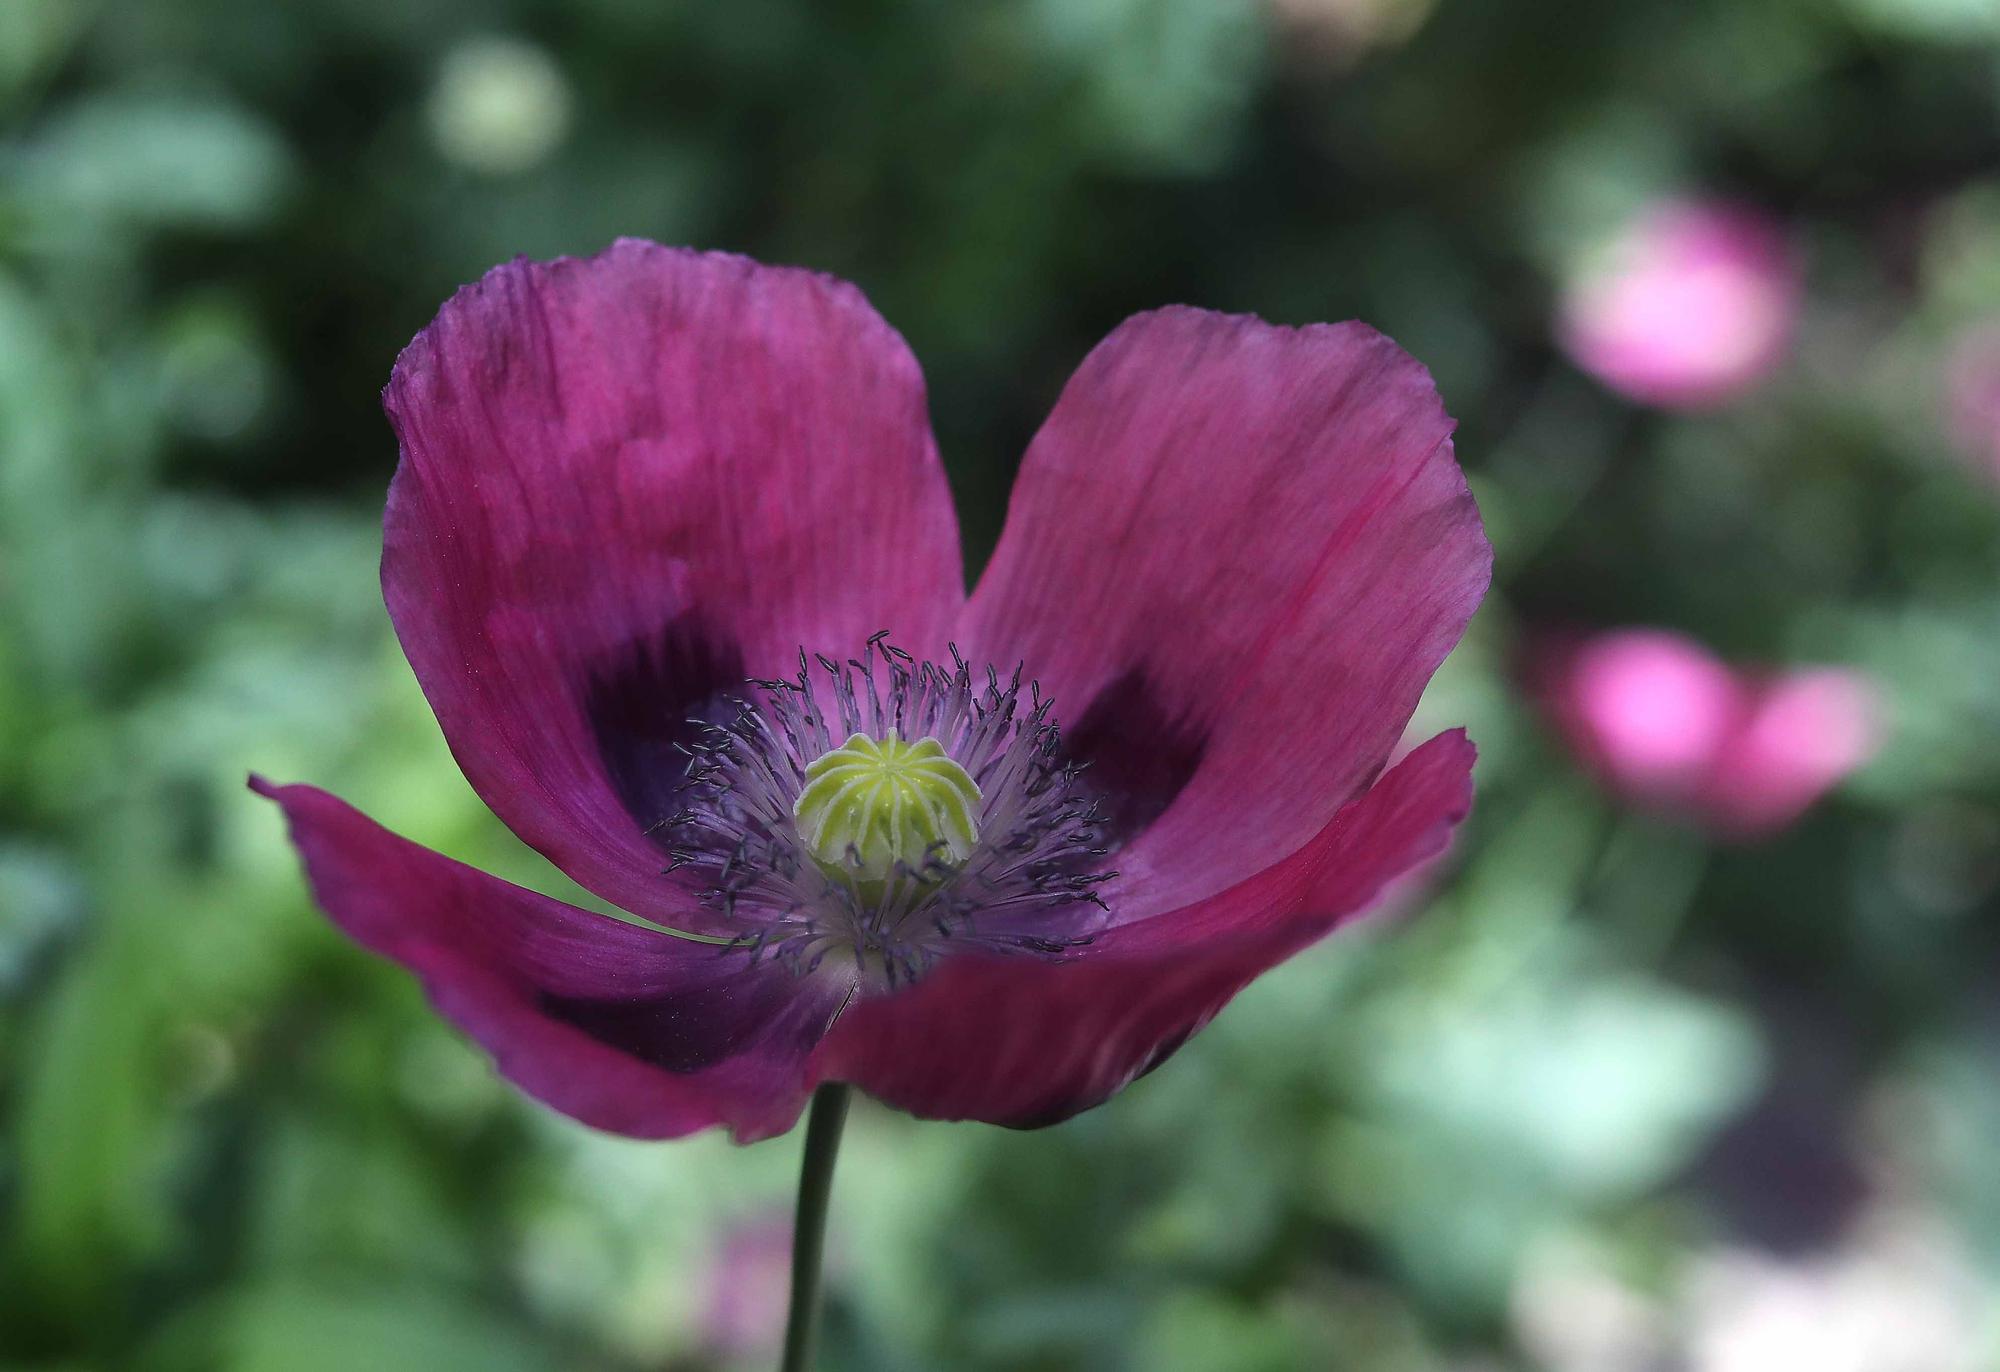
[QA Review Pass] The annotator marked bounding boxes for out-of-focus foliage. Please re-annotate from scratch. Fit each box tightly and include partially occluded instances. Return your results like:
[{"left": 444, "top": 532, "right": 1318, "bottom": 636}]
[{"left": 3, "top": 1, "right": 1998, "bottom": 1369}]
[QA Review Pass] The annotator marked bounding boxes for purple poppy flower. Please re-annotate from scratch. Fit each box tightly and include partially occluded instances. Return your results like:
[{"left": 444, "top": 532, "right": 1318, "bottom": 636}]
[{"left": 254, "top": 240, "right": 1490, "bottom": 1143}]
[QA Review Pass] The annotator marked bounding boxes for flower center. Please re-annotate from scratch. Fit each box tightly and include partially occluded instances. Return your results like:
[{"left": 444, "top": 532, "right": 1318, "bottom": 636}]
[
  {"left": 793, "top": 730, "right": 982, "bottom": 883},
  {"left": 664, "top": 635, "right": 1117, "bottom": 987}
]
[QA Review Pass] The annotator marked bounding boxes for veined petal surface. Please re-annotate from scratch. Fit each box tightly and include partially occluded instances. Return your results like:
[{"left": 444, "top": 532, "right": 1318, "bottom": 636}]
[
  {"left": 961, "top": 308, "right": 1489, "bottom": 921},
  {"left": 254, "top": 778, "right": 847, "bottom": 1142},
  {"left": 382, "top": 241, "right": 964, "bottom": 928}
]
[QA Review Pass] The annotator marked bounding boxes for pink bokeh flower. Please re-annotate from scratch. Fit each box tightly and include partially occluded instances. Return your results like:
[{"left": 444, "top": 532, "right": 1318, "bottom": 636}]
[
  {"left": 1558, "top": 201, "right": 1800, "bottom": 410},
  {"left": 698, "top": 1214, "right": 794, "bottom": 1361},
  {"left": 1944, "top": 322, "right": 2000, "bottom": 484},
  {"left": 1545, "top": 629, "right": 1877, "bottom": 839},
  {"left": 253, "top": 240, "right": 1489, "bottom": 1141}
]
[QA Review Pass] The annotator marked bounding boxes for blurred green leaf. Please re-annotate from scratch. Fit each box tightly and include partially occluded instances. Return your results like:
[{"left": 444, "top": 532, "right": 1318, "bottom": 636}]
[
  {"left": 142, "top": 1281, "right": 570, "bottom": 1372},
  {"left": 9, "top": 918, "right": 177, "bottom": 1323},
  {"left": 15, "top": 93, "right": 293, "bottom": 229},
  {"left": 1840, "top": 0, "right": 2000, "bottom": 41}
]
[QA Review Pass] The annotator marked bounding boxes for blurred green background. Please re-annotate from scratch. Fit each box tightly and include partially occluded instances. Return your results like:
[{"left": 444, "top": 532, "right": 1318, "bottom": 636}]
[{"left": 4, "top": 0, "right": 2000, "bottom": 1368}]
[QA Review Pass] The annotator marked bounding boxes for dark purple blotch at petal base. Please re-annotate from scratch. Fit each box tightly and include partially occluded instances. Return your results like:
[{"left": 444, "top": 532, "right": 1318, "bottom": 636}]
[
  {"left": 1063, "top": 669, "right": 1209, "bottom": 846},
  {"left": 583, "top": 616, "right": 746, "bottom": 835}
]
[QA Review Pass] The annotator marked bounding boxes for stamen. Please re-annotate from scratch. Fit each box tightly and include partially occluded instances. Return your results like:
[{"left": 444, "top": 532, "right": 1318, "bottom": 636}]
[{"left": 665, "top": 637, "right": 1116, "bottom": 987}]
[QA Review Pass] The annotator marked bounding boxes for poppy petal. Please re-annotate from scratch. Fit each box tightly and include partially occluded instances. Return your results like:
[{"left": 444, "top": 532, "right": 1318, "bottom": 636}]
[
  {"left": 382, "top": 240, "right": 963, "bottom": 930},
  {"left": 815, "top": 731, "right": 1474, "bottom": 1127},
  {"left": 253, "top": 777, "right": 848, "bottom": 1142},
  {"left": 962, "top": 309, "right": 1488, "bottom": 921}
]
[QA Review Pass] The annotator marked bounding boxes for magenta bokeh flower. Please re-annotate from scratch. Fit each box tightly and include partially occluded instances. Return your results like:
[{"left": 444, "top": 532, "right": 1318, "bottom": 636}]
[
  {"left": 1545, "top": 629, "right": 1877, "bottom": 839},
  {"left": 1557, "top": 201, "right": 1800, "bottom": 411},
  {"left": 1944, "top": 322, "right": 2000, "bottom": 485},
  {"left": 253, "top": 240, "right": 1490, "bottom": 1143},
  {"left": 697, "top": 1214, "right": 794, "bottom": 1361}
]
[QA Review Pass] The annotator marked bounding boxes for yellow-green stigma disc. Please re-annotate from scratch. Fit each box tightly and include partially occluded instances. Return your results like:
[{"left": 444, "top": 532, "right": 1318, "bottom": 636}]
[{"left": 793, "top": 730, "right": 982, "bottom": 885}]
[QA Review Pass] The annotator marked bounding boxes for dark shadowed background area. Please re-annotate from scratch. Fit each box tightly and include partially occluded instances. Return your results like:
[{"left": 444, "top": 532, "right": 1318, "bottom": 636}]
[{"left": 3, "top": 1, "right": 1999, "bottom": 1368}]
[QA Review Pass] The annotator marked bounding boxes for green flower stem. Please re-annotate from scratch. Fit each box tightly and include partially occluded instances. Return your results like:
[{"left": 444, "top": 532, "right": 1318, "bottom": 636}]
[{"left": 779, "top": 1083, "right": 851, "bottom": 1372}]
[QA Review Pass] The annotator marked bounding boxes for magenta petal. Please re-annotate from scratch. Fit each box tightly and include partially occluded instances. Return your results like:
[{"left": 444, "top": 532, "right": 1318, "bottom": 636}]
[
  {"left": 962, "top": 308, "right": 1489, "bottom": 919},
  {"left": 253, "top": 778, "right": 843, "bottom": 1142},
  {"left": 815, "top": 732, "right": 1474, "bottom": 1127},
  {"left": 382, "top": 241, "right": 963, "bottom": 927}
]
